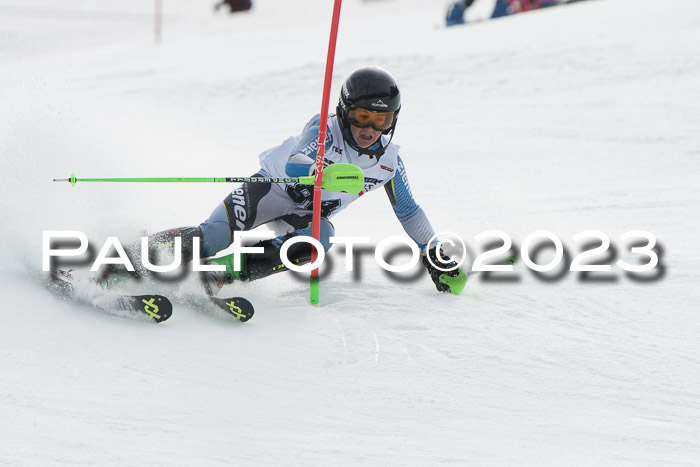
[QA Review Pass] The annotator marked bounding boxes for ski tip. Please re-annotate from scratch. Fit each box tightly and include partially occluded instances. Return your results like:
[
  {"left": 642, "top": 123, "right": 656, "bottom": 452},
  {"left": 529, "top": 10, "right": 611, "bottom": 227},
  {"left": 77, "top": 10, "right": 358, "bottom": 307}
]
[
  {"left": 210, "top": 296, "right": 255, "bottom": 322},
  {"left": 130, "top": 294, "right": 173, "bottom": 323}
]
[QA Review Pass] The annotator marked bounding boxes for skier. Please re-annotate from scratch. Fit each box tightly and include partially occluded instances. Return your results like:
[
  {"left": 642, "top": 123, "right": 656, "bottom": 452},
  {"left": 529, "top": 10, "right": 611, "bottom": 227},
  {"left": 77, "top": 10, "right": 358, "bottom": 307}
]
[
  {"left": 491, "top": 0, "right": 512, "bottom": 18},
  {"left": 214, "top": 0, "right": 252, "bottom": 13},
  {"left": 446, "top": 0, "right": 476, "bottom": 27},
  {"left": 496, "top": 0, "right": 559, "bottom": 16},
  {"left": 111, "top": 67, "right": 466, "bottom": 296}
]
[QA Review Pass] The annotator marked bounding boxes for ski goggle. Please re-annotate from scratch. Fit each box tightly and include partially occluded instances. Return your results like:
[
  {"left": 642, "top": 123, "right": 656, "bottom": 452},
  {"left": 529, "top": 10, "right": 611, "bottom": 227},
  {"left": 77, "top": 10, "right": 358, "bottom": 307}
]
[{"left": 347, "top": 106, "right": 395, "bottom": 131}]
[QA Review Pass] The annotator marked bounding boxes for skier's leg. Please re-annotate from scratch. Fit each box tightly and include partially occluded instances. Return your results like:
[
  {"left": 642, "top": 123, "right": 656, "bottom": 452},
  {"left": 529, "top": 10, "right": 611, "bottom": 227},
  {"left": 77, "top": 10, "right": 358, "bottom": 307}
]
[
  {"left": 244, "top": 215, "right": 335, "bottom": 281},
  {"left": 94, "top": 225, "right": 204, "bottom": 286},
  {"left": 146, "top": 172, "right": 289, "bottom": 262},
  {"left": 99, "top": 174, "right": 277, "bottom": 279},
  {"left": 205, "top": 213, "right": 335, "bottom": 286},
  {"left": 94, "top": 174, "right": 294, "bottom": 288},
  {"left": 198, "top": 175, "right": 302, "bottom": 255}
]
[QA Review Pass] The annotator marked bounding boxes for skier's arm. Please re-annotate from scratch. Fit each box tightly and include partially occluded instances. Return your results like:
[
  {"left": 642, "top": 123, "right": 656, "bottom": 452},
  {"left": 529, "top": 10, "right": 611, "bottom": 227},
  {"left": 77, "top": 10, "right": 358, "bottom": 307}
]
[
  {"left": 384, "top": 155, "right": 436, "bottom": 249},
  {"left": 385, "top": 155, "right": 466, "bottom": 294},
  {"left": 285, "top": 122, "right": 320, "bottom": 177}
]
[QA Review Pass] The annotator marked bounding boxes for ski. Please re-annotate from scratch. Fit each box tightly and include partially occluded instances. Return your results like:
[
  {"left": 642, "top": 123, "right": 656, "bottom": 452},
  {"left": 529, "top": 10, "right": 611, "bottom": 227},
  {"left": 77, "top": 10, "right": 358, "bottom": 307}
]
[
  {"left": 51, "top": 268, "right": 254, "bottom": 323},
  {"left": 113, "top": 294, "right": 173, "bottom": 323},
  {"left": 49, "top": 270, "right": 173, "bottom": 323},
  {"left": 208, "top": 295, "right": 255, "bottom": 322},
  {"left": 199, "top": 267, "right": 255, "bottom": 322}
]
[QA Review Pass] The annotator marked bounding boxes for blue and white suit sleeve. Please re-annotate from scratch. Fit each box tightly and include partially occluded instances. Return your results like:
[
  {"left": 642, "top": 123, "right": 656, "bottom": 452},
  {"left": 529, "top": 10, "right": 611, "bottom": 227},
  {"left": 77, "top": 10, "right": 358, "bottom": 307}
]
[
  {"left": 285, "top": 123, "right": 320, "bottom": 177},
  {"left": 384, "top": 155, "right": 436, "bottom": 249}
]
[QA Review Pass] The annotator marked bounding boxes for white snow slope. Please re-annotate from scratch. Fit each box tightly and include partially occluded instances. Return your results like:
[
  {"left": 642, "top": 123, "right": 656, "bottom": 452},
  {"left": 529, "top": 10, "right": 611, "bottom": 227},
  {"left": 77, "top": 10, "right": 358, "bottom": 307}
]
[{"left": 1, "top": 0, "right": 700, "bottom": 465}]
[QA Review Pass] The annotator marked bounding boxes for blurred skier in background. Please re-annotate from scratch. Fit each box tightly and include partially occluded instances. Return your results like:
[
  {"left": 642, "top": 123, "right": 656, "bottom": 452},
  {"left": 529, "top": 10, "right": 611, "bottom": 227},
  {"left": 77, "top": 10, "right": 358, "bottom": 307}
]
[
  {"left": 103, "top": 67, "right": 467, "bottom": 296},
  {"left": 214, "top": 0, "right": 252, "bottom": 14},
  {"left": 445, "top": 0, "right": 564, "bottom": 27},
  {"left": 509, "top": 0, "right": 559, "bottom": 13},
  {"left": 446, "top": 0, "right": 476, "bottom": 26},
  {"left": 493, "top": 0, "right": 559, "bottom": 18},
  {"left": 491, "top": 0, "right": 511, "bottom": 18}
]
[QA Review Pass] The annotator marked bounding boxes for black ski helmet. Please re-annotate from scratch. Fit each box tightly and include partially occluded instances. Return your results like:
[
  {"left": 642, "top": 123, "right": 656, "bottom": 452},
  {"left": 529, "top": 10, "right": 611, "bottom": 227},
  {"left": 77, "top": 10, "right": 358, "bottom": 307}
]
[{"left": 337, "top": 67, "right": 401, "bottom": 157}]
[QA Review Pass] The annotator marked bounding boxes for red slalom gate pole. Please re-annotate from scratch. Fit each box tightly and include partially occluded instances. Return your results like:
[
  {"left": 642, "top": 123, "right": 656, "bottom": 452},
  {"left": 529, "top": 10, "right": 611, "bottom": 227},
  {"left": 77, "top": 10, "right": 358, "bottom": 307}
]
[{"left": 310, "top": 0, "right": 343, "bottom": 305}]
